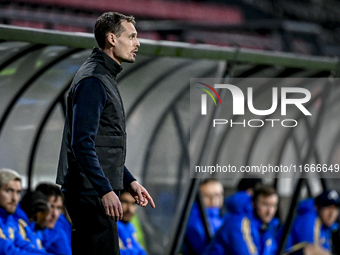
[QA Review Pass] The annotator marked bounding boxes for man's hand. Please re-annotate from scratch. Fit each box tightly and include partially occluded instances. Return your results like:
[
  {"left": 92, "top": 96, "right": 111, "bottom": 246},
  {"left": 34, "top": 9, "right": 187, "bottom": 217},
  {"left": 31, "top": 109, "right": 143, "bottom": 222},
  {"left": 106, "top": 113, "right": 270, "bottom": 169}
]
[
  {"left": 101, "top": 191, "right": 123, "bottom": 221},
  {"left": 303, "top": 245, "right": 330, "bottom": 255},
  {"left": 129, "top": 181, "right": 156, "bottom": 208}
]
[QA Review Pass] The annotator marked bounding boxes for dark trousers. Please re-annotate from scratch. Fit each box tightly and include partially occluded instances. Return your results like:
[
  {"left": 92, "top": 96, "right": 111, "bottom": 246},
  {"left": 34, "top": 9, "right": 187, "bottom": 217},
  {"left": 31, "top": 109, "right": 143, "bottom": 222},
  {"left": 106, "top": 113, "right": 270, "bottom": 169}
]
[{"left": 64, "top": 192, "right": 120, "bottom": 255}]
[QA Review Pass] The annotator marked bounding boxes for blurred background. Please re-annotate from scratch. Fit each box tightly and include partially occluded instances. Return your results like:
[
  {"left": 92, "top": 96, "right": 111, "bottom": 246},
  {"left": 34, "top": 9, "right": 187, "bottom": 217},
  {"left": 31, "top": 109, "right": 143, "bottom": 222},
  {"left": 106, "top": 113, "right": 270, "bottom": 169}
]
[
  {"left": 1, "top": 0, "right": 340, "bottom": 56},
  {"left": 0, "top": 0, "right": 340, "bottom": 255}
]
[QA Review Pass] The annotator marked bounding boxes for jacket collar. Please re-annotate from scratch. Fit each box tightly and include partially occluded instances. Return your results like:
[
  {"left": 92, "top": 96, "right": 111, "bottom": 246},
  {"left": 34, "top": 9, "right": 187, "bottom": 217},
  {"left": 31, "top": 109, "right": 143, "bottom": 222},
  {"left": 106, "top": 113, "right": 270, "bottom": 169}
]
[
  {"left": 14, "top": 205, "right": 29, "bottom": 223},
  {"left": 91, "top": 47, "right": 123, "bottom": 78},
  {"left": 0, "top": 207, "right": 10, "bottom": 222}
]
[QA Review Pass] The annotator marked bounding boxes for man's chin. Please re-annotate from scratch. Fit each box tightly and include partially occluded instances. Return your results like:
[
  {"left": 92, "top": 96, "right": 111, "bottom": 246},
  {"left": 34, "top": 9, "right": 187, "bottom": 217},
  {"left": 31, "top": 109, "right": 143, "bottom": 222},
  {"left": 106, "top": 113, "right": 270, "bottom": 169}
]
[
  {"left": 123, "top": 218, "right": 131, "bottom": 222},
  {"left": 7, "top": 206, "right": 17, "bottom": 214},
  {"left": 46, "top": 223, "right": 56, "bottom": 229},
  {"left": 263, "top": 218, "right": 272, "bottom": 224},
  {"left": 122, "top": 215, "right": 133, "bottom": 223},
  {"left": 123, "top": 58, "right": 135, "bottom": 63},
  {"left": 323, "top": 221, "right": 334, "bottom": 227}
]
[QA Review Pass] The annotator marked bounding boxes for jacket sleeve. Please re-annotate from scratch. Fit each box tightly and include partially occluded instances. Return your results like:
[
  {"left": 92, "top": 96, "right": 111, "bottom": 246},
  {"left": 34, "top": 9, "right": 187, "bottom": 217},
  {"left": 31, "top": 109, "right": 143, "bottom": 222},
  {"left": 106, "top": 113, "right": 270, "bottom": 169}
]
[
  {"left": 0, "top": 238, "right": 50, "bottom": 255},
  {"left": 203, "top": 221, "right": 228, "bottom": 255},
  {"left": 286, "top": 215, "right": 317, "bottom": 252},
  {"left": 205, "top": 216, "right": 259, "bottom": 255},
  {"left": 297, "top": 216, "right": 318, "bottom": 244},
  {"left": 71, "top": 77, "right": 113, "bottom": 197},
  {"left": 229, "top": 217, "right": 259, "bottom": 255},
  {"left": 123, "top": 166, "right": 136, "bottom": 190},
  {"left": 185, "top": 210, "right": 208, "bottom": 254},
  {"left": 0, "top": 228, "right": 53, "bottom": 255},
  {"left": 55, "top": 214, "right": 71, "bottom": 247},
  {"left": 42, "top": 223, "right": 72, "bottom": 255}
]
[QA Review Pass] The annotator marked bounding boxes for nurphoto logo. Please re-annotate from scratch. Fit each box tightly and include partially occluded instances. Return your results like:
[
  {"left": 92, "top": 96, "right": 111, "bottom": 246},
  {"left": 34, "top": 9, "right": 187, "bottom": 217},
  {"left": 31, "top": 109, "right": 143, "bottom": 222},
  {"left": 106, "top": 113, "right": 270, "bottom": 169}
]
[
  {"left": 196, "top": 82, "right": 222, "bottom": 115},
  {"left": 195, "top": 80, "right": 312, "bottom": 128}
]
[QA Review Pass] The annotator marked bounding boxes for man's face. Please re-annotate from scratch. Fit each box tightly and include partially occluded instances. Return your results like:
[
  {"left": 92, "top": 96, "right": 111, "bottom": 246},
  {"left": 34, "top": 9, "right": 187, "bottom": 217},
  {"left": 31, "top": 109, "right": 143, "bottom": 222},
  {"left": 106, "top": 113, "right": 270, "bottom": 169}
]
[
  {"left": 200, "top": 181, "right": 224, "bottom": 208},
  {"left": 121, "top": 192, "right": 137, "bottom": 223},
  {"left": 46, "top": 195, "right": 63, "bottom": 229},
  {"left": 0, "top": 180, "right": 21, "bottom": 214},
  {"left": 318, "top": 205, "right": 339, "bottom": 227},
  {"left": 112, "top": 20, "right": 140, "bottom": 64},
  {"left": 253, "top": 194, "right": 278, "bottom": 224}
]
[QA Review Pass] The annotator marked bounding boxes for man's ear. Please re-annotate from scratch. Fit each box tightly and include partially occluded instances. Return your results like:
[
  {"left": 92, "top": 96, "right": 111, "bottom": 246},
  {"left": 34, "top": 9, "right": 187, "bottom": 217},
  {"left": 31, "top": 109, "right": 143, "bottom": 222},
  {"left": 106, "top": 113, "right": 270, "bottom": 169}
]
[{"left": 107, "top": 32, "right": 116, "bottom": 47}]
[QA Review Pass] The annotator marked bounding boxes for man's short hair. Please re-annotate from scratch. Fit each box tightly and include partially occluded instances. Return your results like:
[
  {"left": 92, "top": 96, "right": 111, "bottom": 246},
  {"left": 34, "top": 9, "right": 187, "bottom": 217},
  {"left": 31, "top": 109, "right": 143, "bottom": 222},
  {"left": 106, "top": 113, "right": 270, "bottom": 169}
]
[
  {"left": 0, "top": 168, "right": 21, "bottom": 188},
  {"left": 237, "top": 177, "right": 262, "bottom": 191},
  {"left": 253, "top": 184, "right": 277, "bottom": 202},
  {"left": 20, "top": 191, "right": 49, "bottom": 219},
  {"left": 94, "top": 12, "right": 136, "bottom": 49},
  {"left": 35, "top": 182, "right": 63, "bottom": 200},
  {"left": 201, "top": 178, "right": 221, "bottom": 186}
]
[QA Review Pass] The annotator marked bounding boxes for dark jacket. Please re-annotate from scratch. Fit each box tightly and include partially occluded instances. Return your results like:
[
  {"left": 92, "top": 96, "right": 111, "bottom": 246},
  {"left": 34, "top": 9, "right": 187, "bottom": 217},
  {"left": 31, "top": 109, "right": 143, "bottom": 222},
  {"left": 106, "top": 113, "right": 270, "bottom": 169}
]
[{"left": 57, "top": 47, "right": 134, "bottom": 196}]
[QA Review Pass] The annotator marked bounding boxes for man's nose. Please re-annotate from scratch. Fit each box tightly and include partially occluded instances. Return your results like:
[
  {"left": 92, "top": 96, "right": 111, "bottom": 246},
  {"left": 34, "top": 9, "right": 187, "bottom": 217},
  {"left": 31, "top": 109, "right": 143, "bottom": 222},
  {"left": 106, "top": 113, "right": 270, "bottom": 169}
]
[
  {"left": 12, "top": 193, "right": 20, "bottom": 203},
  {"left": 50, "top": 208, "right": 57, "bottom": 217}
]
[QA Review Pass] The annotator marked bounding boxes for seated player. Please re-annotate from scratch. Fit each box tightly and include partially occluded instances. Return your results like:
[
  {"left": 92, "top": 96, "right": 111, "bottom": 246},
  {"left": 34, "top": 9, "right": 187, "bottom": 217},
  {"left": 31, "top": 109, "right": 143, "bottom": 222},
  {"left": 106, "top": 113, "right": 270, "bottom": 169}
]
[
  {"left": 118, "top": 191, "right": 148, "bottom": 255},
  {"left": 223, "top": 177, "right": 263, "bottom": 218},
  {"left": 286, "top": 190, "right": 340, "bottom": 255},
  {"left": 35, "top": 183, "right": 71, "bottom": 255},
  {"left": 15, "top": 191, "right": 50, "bottom": 251},
  {"left": 204, "top": 184, "right": 279, "bottom": 255},
  {"left": 183, "top": 179, "right": 224, "bottom": 255},
  {"left": 0, "top": 168, "right": 53, "bottom": 255}
]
